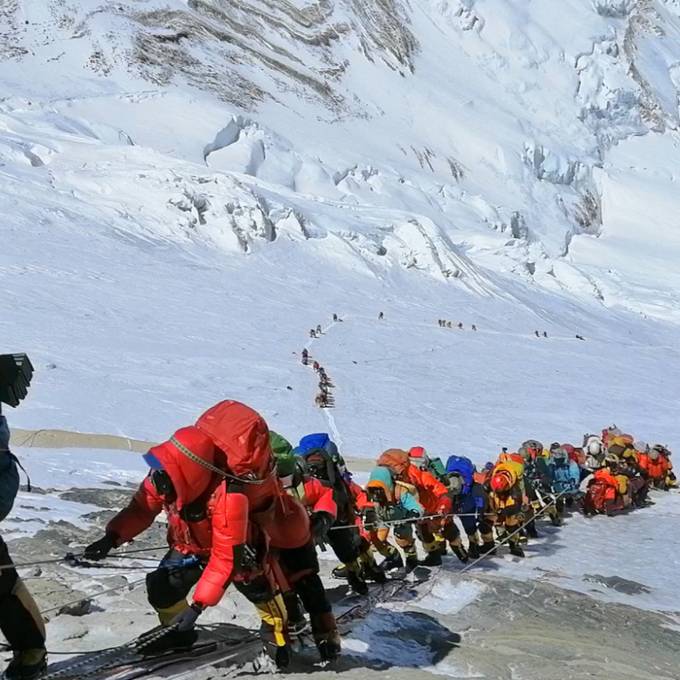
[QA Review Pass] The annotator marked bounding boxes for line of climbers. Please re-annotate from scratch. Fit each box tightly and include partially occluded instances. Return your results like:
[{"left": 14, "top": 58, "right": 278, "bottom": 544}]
[
  {"left": 580, "top": 427, "right": 675, "bottom": 513},
  {"left": 300, "top": 349, "right": 334, "bottom": 409},
  {"left": 270, "top": 426, "right": 675, "bottom": 584},
  {"left": 435, "top": 321, "right": 586, "bottom": 340},
  {"left": 267, "top": 429, "right": 677, "bottom": 587},
  {"left": 1, "top": 396, "right": 675, "bottom": 679},
  {"left": 438, "top": 320, "right": 477, "bottom": 330}
]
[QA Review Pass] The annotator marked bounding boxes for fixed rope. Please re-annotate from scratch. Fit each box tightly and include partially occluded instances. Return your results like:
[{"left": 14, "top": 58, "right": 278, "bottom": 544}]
[{"left": 0, "top": 545, "right": 169, "bottom": 574}]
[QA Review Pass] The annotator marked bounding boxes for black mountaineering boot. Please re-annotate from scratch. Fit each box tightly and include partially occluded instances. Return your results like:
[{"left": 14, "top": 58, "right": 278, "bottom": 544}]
[
  {"left": 509, "top": 542, "right": 525, "bottom": 558},
  {"left": 421, "top": 550, "right": 442, "bottom": 567},
  {"left": 451, "top": 545, "right": 469, "bottom": 563},
  {"left": 138, "top": 629, "right": 198, "bottom": 656},
  {"left": 405, "top": 553, "right": 419, "bottom": 572},
  {"left": 275, "top": 644, "right": 292, "bottom": 669},
  {"left": 362, "top": 558, "right": 387, "bottom": 584},
  {"left": 480, "top": 540, "right": 496, "bottom": 556},
  {"left": 4, "top": 651, "right": 47, "bottom": 680},
  {"left": 526, "top": 521, "right": 539, "bottom": 539},
  {"left": 312, "top": 613, "right": 341, "bottom": 663},
  {"left": 331, "top": 564, "right": 348, "bottom": 579},
  {"left": 380, "top": 549, "right": 404, "bottom": 572},
  {"left": 346, "top": 567, "right": 369, "bottom": 595}
]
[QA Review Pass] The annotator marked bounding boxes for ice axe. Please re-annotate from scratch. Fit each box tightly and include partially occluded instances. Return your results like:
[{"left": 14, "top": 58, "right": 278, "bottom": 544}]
[{"left": 0, "top": 353, "right": 34, "bottom": 407}]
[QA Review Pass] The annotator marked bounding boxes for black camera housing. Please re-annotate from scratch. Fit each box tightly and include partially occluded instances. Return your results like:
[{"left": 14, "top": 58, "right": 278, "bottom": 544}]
[{"left": 0, "top": 354, "right": 34, "bottom": 408}]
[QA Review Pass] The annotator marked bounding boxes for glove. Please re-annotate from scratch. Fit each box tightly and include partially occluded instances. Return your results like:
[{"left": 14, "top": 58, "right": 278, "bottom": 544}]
[
  {"left": 362, "top": 508, "right": 378, "bottom": 527},
  {"left": 83, "top": 533, "right": 117, "bottom": 561},
  {"left": 311, "top": 512, "right": 333, "bottom": 544},
  {"left": 171, "top": 602, "right": 203, "bottom": 631}
]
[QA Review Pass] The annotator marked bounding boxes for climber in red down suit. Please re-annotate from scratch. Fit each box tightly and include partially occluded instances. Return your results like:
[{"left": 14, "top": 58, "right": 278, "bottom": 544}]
[{"left": 84, "top": 400, "right": 340, "bottom": 667}]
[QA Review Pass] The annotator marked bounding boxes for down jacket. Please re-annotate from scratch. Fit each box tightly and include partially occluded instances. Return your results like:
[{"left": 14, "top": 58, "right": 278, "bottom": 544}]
[{"left": 107, "top": 402, "right": 310, "bottom": 608}]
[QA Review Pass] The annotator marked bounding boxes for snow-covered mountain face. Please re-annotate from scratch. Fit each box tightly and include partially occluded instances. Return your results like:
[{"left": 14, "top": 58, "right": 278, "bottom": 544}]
[
  {"left": 2, "top": 1, "right": 680, "bottom": 450},
  {"left": 3, "top": 0, "right": 680, "bottom": 313}
]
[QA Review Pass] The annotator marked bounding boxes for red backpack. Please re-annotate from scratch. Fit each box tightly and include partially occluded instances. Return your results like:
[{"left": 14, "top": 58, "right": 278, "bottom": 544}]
[{"left": 196, "top": 400, "right": 272, "bottom": 479}]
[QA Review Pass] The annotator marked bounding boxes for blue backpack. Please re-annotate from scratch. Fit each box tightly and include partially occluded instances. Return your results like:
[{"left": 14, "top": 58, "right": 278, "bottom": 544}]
[
  {"left": 296, "top": 433, "right": 333, "bottom": 456},
  {"left": 445, "top": 455, "right": 475, "bottom": 495}
]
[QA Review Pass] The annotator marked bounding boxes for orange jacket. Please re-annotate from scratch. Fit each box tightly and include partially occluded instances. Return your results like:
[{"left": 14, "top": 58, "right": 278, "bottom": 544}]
[
  {"left": 592, "top": 468, "right": 619, "bottom": 501},
  {"left": 405, "top": 464, "right": 451, "bottom": 514},
  {"left": 638, "top": 454, "right": 669, "bottom": 480},
  {"left": 375, "top": 449, "right": 451, "bottom": 515},
  {"left": 109, "top": 409, "right": 313, "bottom": 609},
  {"left": 300, "top": 476, "right": 338, "bottom": 519}
]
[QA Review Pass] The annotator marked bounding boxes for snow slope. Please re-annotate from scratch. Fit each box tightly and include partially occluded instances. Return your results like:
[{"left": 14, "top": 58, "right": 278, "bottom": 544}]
[{"left": 2, "top": 2, "right": 680, "bottom": 446}]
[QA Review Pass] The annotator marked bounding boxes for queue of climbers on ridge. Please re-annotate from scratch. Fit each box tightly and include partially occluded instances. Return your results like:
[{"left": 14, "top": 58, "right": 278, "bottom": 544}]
[
  {"left": 435, "top": 320, "right": 586, "bottom": 340},
  {"left": 438, "top": 320, "right": 475, "bottom": 330},
  {"left": 76, "top": 418, "right": 673, "bottom": 664},
  {"left": 300, "top": 347, "right": 334, "bottom": 409},
  {"left": 0, "top": 355, "right": 677, "bottom": 680}
]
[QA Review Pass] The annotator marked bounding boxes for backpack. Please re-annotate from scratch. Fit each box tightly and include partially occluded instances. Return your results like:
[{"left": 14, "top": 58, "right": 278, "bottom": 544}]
[
  {"left": 195, "top": 400, "right": 272, "bottom": 478},
  {"left": 377, "top": 449, "right": 411, "bottom": 476},
  {"left": 608, "top": 434, "right": 634, "bottom": 456},
  {"left": 297, "top": 433, "right": 332, "bottom": 455},
  {"left": 0, "top": 452, "right": 20, "bottom": 522},
  {"left": 445, "top": 455, "right": 475, "bottom": 494},
  {"left": 269, "top": 431, "right": 293, "bottom": 457},
  {"left": 425, "top": 457, "right": 447, "bottom": 483},
  {"left": 585, "top": 480, "right": 609, "bottom": 513}
]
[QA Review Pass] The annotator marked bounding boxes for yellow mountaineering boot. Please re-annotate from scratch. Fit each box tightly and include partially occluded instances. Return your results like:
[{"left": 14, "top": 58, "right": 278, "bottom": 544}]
[{"left": 254, "top": 594, "right": 292, "bottom": 669}]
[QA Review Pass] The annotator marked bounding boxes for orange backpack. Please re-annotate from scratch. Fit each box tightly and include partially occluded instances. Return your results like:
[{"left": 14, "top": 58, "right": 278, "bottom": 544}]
[{"left": 377, "top": 449, "right": 411, "bottom": 477}]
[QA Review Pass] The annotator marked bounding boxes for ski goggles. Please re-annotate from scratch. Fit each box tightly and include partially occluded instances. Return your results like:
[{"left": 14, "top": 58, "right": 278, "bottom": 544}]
[
  {"left": 150, "top": 469, "right": 177, "bottom": 502},
  {"left": 366, "top": 485, "right": 389, "bottom": 505}
]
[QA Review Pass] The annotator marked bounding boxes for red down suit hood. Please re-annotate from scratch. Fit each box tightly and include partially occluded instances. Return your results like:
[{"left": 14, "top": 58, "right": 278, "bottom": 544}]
[{"left": 146, "top": 426, "right": 217, "bottom": 510}]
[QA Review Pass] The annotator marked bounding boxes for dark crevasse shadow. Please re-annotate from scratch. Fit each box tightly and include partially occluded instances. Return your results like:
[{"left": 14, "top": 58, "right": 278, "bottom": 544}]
[{"left": 287, "top": 608, "right": 460, "bottom": 674}]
